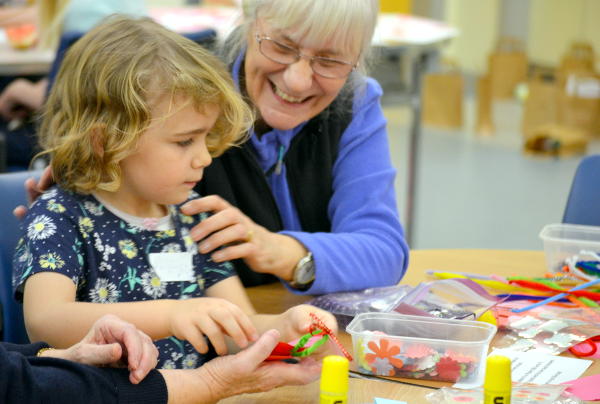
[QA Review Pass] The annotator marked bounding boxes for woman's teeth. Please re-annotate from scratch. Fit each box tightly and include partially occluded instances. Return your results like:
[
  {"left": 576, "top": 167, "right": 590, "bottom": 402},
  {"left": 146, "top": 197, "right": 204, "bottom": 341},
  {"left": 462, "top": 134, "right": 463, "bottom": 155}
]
[{"left": 274, "top": 86, "right": 304, "bottom": 103}]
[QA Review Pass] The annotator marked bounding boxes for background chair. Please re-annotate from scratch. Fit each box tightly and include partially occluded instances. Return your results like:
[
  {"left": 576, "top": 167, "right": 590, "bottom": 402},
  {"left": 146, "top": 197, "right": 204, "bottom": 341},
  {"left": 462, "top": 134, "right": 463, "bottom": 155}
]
[
  {"left": 563, "top": 155, "right": 600, "bottom": 226},
  {"left": 0, "top": 170, "right": 41, "bottom": 343}
]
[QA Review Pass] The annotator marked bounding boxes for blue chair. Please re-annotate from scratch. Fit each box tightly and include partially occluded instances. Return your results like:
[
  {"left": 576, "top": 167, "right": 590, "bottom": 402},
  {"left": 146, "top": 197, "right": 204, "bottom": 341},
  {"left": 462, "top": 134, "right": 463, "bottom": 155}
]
[
  {"left": 563, "top": 155, "right": 600, "bottom": 226},
  {"left": 0, "top": 170, "right": 41, "bottom": 343}
]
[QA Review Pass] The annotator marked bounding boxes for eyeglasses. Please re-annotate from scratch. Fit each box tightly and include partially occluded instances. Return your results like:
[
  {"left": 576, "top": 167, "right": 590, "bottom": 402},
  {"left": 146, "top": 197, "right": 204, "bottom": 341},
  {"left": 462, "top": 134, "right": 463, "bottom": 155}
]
[{"left": 254, "top": 33, "right": 357, "bottom": 79}]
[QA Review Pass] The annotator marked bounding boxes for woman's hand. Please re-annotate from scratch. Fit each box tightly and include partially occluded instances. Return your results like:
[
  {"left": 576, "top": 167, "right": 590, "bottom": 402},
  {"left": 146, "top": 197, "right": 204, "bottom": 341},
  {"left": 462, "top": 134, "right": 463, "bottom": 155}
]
[
  {"left": 40, "top": 314, "right": 158, "bottom": 384},
  {"left": 169, "top": 297, "right": 258, "bottom": 355},
  {"left": 160, "top": 329, "right": 321, "bottom": 403},
  {"left": 13, "top": 165, "right": 54, "bottom": 219},
  {"left": 181, "top": 195, "right": 306, "bottom": 281}
]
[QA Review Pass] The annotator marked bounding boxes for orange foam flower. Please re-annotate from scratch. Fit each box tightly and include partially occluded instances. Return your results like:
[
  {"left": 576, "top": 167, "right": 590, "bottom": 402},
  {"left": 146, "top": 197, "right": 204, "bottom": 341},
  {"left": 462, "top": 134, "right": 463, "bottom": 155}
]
[{"left": 365, "top": 338, "right": 404, "bottom": 369}]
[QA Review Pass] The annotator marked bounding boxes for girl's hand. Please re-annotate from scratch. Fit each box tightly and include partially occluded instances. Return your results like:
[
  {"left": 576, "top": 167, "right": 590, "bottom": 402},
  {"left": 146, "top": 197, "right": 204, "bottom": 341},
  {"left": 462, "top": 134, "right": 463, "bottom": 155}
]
[
  {"left": 181, "top": 195, "right": 306, "bottom": 282},
  {"left": 278, "top": 305, "right": 338, "bottom": 343},
  {"left": 169, "top": 297, "right": 258, "bottom": 355}
]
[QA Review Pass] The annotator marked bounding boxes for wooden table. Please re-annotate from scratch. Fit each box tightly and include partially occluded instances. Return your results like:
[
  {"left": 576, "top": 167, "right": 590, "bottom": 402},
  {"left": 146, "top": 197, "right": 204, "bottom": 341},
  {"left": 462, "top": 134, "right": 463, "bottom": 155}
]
[
  {"left": 0, "top": 30, "right": 53, "bottom": 75},
  {"left": 221, "top": 250, "right": 599, "bottom": 403}
]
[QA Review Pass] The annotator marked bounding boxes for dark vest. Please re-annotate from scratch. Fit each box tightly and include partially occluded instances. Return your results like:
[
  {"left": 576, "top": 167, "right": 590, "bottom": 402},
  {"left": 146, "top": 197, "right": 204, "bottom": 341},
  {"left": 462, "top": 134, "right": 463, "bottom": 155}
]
[{"left": 196, "top": 94, "right": 354, "bottom": 286}]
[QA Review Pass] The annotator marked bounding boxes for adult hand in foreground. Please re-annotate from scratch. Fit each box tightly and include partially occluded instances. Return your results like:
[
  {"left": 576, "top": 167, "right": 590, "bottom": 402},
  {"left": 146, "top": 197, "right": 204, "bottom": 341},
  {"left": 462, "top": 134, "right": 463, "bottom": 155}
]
[
  {"left": 39, "top": 314, "right": 159, "bottom": 384},
  {"left": 160, "top": 329, "right": 321, "bottom": 403}
]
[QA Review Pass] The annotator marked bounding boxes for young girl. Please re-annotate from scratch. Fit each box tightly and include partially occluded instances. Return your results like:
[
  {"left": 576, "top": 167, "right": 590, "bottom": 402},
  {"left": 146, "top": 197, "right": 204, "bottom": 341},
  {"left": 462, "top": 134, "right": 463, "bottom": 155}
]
[{"left": 12, "top": 15, "right": 336, "bottom": 369}]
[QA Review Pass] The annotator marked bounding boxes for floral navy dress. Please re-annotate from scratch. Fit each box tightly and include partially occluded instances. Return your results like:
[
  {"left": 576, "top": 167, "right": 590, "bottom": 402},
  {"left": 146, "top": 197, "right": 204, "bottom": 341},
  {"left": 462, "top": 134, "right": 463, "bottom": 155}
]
[{"left": 13, "top": 186, "right": 236, "bottom": 369}]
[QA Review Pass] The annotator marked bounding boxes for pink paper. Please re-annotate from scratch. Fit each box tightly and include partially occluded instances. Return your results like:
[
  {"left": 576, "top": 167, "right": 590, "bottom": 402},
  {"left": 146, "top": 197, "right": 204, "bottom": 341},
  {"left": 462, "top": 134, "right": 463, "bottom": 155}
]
[{"left": 564, "top": 374, "right": 600, "bottom": 400}]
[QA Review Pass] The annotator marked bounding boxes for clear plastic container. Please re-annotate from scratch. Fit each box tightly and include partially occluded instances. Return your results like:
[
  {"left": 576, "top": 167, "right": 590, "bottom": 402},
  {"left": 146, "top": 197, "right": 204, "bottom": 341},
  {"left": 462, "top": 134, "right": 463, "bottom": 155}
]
[
  {"left": 539, "top": 223, "right": 600, "bottom": 272},
  {"left": 346, "top": 313, "right": 496, "bottom": 383}
]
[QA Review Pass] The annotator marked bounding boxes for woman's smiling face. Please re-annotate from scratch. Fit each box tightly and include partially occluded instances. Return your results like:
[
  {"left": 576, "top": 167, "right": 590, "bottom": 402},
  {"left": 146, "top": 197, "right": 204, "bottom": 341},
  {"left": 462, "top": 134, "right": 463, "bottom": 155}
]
[{"left": 244, "top": 19, "right": 358, "bottom": 131}]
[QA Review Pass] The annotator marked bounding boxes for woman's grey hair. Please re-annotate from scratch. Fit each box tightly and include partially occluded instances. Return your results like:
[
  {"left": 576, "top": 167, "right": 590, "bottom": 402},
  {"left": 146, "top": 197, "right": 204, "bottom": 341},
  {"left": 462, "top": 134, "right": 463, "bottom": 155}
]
[{"left": 220, "top": 0, "right": 379, "bottom": 76}]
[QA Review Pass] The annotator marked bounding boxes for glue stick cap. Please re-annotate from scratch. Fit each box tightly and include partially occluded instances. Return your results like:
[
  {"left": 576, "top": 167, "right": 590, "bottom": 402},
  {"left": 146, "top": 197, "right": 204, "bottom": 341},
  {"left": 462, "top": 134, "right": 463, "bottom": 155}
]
[
  {"left": 484, "top": 355, "right": 512, "bottom": 392},
  {"left": 320, "top": 355, "right": 349, "bottom": 395}
]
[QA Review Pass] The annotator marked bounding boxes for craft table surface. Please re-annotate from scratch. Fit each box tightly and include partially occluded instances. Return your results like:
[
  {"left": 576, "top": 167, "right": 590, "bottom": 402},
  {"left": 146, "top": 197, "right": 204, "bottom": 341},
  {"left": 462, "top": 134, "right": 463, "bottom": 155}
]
[{"left": 221, "top": 249, "right": 598, "bottom": 403}]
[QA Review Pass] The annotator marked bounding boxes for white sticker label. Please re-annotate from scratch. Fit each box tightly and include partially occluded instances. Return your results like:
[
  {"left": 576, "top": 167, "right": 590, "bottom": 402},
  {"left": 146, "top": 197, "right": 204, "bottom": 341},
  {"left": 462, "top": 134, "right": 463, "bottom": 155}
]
[{"left": 148, "top": 252, "right": 194, "bottom": 282}]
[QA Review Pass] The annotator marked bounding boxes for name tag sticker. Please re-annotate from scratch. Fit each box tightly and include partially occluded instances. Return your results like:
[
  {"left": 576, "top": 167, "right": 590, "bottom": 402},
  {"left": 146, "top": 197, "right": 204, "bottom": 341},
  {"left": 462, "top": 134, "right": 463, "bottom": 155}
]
[{"left": 148, "top": 252, "right": 194, "bottom": 282}]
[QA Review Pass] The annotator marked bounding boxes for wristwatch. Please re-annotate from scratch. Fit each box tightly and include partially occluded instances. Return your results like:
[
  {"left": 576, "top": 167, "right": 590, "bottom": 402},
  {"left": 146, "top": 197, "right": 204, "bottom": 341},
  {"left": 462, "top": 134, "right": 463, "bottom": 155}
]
[{"left": 289, "top": 252, "right": 315, "bottom": 290}]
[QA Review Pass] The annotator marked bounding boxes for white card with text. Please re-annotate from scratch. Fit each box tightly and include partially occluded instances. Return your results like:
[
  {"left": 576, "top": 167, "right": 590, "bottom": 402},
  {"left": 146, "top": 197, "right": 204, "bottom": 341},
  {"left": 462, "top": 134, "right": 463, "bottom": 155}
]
[{"left": 489, "top": 349, "right": 592, "bottom": 385}]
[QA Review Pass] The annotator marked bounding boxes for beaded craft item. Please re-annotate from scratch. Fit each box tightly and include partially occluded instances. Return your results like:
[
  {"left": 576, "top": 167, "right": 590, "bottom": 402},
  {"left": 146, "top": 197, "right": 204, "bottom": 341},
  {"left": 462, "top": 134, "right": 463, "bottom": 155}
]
[{"left": 265, "top": 312, "right": 352, "bottom": 362}]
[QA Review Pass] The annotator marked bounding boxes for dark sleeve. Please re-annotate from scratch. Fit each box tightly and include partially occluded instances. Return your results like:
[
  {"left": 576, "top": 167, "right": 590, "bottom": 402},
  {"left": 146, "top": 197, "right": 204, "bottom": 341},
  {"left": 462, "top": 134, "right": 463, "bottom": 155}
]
[
  {"left": 2, "top": 341, "right": 48, "bottom": 356},
  {"left": 0, "top": 342, "right": 168, "bottom": 404}
]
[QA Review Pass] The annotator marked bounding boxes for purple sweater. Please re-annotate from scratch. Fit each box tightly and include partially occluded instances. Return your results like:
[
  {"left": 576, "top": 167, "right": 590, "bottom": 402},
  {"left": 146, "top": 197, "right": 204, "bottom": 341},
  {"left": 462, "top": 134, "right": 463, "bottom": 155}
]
[{"left": 232, "top": 53, "right": 410, "bottom": 294}]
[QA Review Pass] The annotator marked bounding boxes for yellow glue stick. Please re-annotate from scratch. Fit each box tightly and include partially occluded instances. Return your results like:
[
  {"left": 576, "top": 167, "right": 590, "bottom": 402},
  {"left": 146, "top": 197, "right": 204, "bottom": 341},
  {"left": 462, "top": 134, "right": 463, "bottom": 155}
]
[
  {"left": 483, "top": 355, "right": 511, "bottom": 404},
  {"left": 320, "top": 355, "right": 348, "bottom": 404}
]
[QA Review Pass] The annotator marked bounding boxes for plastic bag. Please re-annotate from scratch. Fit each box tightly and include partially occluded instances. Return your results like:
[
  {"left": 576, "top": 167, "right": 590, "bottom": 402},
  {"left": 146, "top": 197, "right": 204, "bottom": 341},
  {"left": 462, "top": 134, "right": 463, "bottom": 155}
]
[
  {"left": 493, "top": 301, "right": 600, "bottom": 354},
  {"left": 307, "top": 285, "right": 412, "bottom": 328},
  {"left": 393, "top": 279, "right": 503, "bottom": 320}
]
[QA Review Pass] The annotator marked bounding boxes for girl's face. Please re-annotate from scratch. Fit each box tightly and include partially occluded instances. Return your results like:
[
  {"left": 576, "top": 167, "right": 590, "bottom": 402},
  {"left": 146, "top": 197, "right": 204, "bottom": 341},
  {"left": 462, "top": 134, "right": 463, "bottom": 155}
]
[
  {"left": 244, "top": 19, "right": 358, "bottom": 131},
  {"left": 103, "top": 95, "right": 219, "bottom": 217}
]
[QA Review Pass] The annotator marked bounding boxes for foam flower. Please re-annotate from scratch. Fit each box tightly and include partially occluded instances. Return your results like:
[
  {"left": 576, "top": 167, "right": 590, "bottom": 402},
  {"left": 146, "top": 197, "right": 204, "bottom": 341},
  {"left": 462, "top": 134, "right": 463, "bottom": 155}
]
[
  {"left": 436, "top": 356, "right": 462, "bottom": 381},
  {"left": 404, "top": 343, "right": 435, "bottom": 359},
  {"left": 415, "top": 354, "right": 438, "bottom": 371},
  {"left": 365, "top": 338, "right": 404, "bottom": 369},
  {"left": 444, "top": 349, "right": 476, "bottom": 364},
  {"left": 370, "top": 357, "right": 395, "bottom": 376}
]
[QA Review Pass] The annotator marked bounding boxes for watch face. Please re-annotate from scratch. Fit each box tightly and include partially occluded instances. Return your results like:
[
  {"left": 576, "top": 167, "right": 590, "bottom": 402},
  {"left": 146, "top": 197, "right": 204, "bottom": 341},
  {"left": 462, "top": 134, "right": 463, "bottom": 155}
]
[{"left": 296, "top": 259, "right": 315, "bottom": 284}]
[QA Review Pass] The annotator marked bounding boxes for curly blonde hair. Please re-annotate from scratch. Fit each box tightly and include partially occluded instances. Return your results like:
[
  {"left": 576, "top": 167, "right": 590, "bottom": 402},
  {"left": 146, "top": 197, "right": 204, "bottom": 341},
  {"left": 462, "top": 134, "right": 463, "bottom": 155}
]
[{"left": 39, "top": 15, "right": 253, "bottom": 194}]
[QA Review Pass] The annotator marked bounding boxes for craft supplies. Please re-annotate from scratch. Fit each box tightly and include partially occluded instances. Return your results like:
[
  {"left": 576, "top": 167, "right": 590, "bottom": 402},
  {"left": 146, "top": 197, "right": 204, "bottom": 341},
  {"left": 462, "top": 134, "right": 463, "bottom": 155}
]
[
  {"left": 483, "top": 355, "right": 511, "bottom": 404},
  {"left": 320, "top": 355, "right": 349, "bottom": 404},
  {"left": 477, "top": 310, "right": 497, "bottom": 326},
  {"left": 426, "top": 384, "right": 582, "bottom": 404},
  {"left": 310, "top": 312, "right": 353, "bottom": 361},
  {"left": 511, "top": 278, "right": 600, "bottom": 313},
  {"left": 426, "top": 270, "right": 499, "bottom": 281},
  {"left": 568, "top": 335, "right": 600, "bottom": 357},
  {"left": 539, "top": 223, "right": 600, "bottom": 273},
  {"left": 394, "top": 278, "right": 502, "bottom": 320},
  {"left": 564, "top": 373, "right": 600, "bottom": 401},
  {"left": 265, "top": 329, "right": 328, "bottom": 361},
  {"left": 308, "top": 285, "right": 412, "bottom": 328},
  {"left": 427, "top": 271, "right": 521, "bottom": 293},
  {"left": 346, "top": 313, "right": 496, "bottom": 383},
  {"left": 266, "top": 312, "right": 344, "bottom": 362},
  {"left": 493, "top": 302, "right": 600, "bottom": 354},
  {"left": 489, "top": 349, "right": 591, "bottom": 386}
]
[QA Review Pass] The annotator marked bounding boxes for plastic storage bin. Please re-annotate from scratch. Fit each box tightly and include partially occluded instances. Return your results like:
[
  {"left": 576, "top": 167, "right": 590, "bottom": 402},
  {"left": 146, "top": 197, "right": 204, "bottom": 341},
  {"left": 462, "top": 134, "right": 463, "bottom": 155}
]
[
  {"left": 346, "top": 313, "right": 496, "bottom": 383},
  {"left": 539, "top": 223, "right": 600, "bottom": 272}
]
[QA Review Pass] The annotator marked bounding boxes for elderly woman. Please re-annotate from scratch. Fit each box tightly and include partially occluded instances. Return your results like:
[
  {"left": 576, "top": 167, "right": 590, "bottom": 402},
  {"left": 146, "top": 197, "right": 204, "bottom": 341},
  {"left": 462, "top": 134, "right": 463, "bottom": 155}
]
[
  {"left": 19, "top": 0, "right": 408, "bottom": 294},
  {"left": 183, "top": 0, "right": 409, "bottom": 294}
]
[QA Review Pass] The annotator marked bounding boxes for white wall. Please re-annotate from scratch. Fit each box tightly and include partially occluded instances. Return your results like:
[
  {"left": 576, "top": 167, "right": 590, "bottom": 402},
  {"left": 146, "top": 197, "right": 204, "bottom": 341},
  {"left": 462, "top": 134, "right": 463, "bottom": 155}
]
[
  {"left": 441, "top": 0, "right": 600, "bottom": 72},
  {"left": 528, "top": 0, "right": 600, "bottom": 68},
  {"left": 443, "top": 0, "right": 500, "bottom": 74}
]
